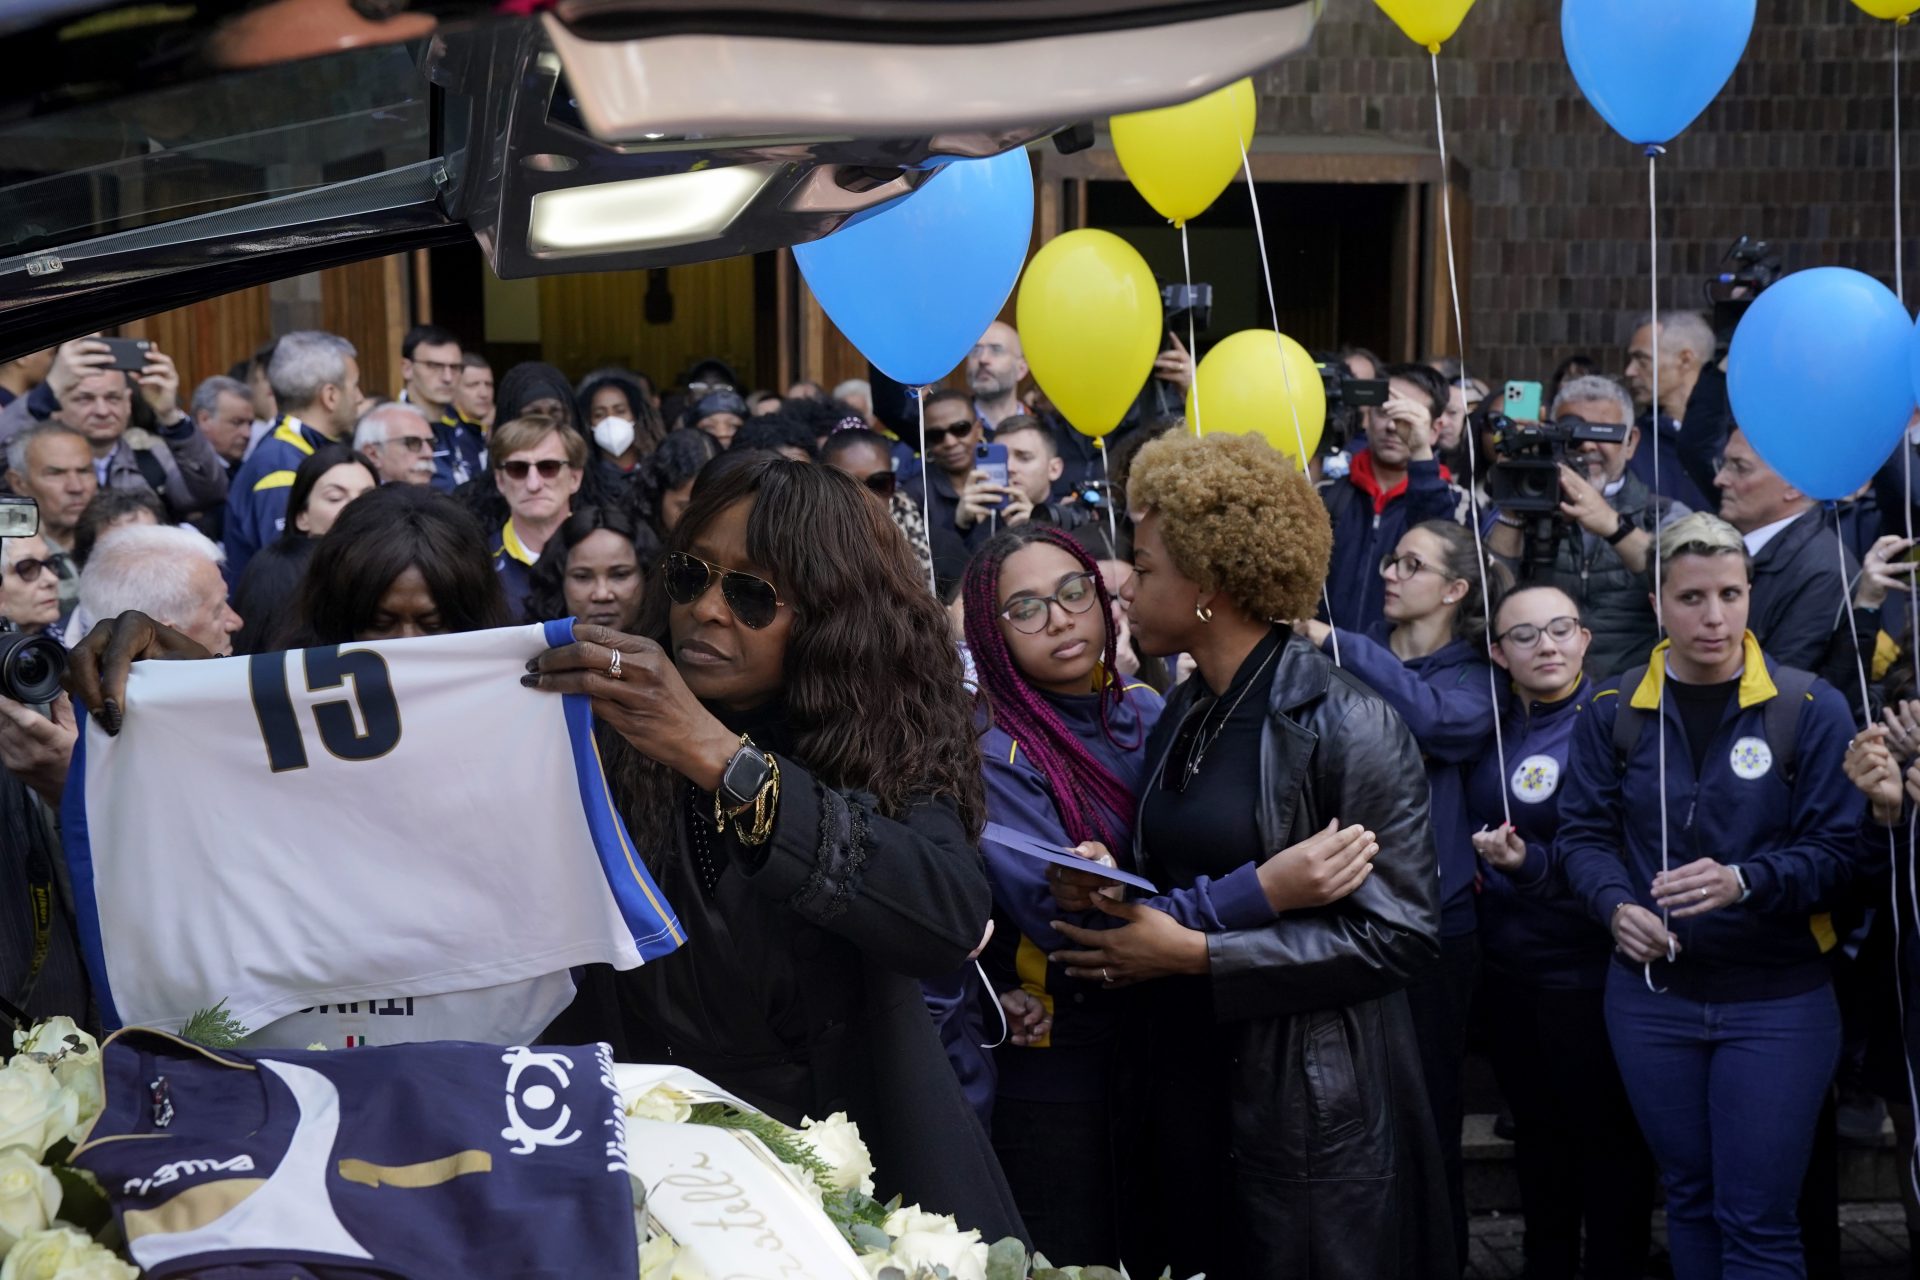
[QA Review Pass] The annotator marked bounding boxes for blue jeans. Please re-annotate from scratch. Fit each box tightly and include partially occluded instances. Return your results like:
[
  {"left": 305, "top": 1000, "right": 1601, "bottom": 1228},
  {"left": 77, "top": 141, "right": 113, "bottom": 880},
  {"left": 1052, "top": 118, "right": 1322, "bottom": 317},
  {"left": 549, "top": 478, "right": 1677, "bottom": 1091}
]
[{"left": 1604, "top": 968, "right": 1840, "bottom": 1280}]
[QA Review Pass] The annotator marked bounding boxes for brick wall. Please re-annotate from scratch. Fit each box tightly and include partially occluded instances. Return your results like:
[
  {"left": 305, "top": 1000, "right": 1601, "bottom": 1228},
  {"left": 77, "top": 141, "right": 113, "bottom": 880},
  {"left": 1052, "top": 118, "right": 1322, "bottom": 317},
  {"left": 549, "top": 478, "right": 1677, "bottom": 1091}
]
[{"left": 1257, "top": 0, "right": 1914, "bottom": 382}]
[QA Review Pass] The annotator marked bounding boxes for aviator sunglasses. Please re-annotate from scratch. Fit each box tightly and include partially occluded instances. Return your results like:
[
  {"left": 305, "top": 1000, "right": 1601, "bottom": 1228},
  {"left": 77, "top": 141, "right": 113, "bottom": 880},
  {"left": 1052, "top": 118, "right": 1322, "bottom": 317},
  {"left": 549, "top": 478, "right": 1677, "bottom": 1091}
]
[{"left": 662, "top": 551, "right": 786, "bottom": 630}]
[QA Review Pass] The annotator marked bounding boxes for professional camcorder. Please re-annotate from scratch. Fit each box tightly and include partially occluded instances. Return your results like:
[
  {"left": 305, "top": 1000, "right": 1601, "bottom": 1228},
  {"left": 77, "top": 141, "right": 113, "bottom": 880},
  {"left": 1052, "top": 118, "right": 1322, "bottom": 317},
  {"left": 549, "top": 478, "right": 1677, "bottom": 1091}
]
[
  {"left": 0, "top": 495, "right": 68, "bottom": 705},
  {"left": 1486, "top": 413, "right": 1632, "bottom": 514},
  {"left": 1706, "top": 234, "right": 1781, "bottom": 355}
]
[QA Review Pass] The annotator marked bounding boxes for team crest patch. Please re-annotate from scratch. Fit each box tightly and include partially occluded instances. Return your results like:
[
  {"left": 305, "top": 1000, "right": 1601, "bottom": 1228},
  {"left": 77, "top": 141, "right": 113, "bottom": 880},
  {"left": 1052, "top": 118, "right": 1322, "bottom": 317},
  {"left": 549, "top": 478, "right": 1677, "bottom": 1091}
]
[
  {"left": 1730, "top": 736, "right": 1773, "bottom": 780},
  {"left": 1510, "top": 754, "right": 1561, "bottom": 803}
]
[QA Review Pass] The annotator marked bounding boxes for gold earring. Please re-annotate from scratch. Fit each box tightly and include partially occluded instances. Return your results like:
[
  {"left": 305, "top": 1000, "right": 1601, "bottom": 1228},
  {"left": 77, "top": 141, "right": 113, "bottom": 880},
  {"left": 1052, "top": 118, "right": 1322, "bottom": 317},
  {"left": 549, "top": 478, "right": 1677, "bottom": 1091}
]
[{"left": 1196, "top": 603, "right": 1214, "bottom": 623}]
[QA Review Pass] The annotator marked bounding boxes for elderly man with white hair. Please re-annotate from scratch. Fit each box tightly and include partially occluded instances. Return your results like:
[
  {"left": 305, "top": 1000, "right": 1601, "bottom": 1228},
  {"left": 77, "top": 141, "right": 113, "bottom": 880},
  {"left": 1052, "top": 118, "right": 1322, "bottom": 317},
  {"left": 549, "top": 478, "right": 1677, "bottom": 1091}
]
[
  {"left": 1623, "top": 309, "right": 1716, "bottom": 511},
  {"left": 354, "top": 402, "right": 439, "bottom": 487},
  {"left": 0, "top": 524, "right": 240, "bottom": 803},
  {"left": 1487, "top": 374, "right": 1690, "bottom": 679}
]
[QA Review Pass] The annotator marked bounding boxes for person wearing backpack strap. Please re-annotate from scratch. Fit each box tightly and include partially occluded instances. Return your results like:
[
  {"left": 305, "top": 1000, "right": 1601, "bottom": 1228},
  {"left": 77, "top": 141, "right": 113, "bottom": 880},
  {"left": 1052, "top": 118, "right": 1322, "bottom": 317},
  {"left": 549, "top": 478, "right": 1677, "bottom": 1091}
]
[{"left": 1553, "top": 512, "right": 1867, "bottom": 1280}]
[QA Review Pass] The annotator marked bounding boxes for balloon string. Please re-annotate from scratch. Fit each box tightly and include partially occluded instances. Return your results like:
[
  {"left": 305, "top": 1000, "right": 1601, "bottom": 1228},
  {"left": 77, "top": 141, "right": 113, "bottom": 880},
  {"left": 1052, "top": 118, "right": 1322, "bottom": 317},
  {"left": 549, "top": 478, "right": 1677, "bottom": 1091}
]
[
  {"left": 975, "top": 958, "right": 1008, "bottom": 1050},
  {"left": 1430, "top": 49, "right": 1511, "bottom": 830},
  {"left": 1647, "top": 143, "right": 1674, "bottom": 993},
  {"left": 1901, "top": 806, "right": 1920, "bottom": 1205},
  {"left": 1897, "top": 19, "right": 1906, "bottom": 306},
  {"left": 1100, "top": 441, "right": 1119, "bottom": 548},
  {"left": 1238, "top": 132, "right": 1340, "bottom": 668},
  {"left": 916, "top": 390, "right": 936, "bottom": 596},
  {"left": 1181, "top": 222, "right": 1202, "bottom": 436}
]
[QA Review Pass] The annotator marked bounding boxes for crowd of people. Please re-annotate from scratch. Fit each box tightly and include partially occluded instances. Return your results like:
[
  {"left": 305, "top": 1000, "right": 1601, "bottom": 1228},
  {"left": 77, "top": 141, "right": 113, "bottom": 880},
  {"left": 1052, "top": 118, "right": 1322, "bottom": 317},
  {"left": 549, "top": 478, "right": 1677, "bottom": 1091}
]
[{"left": 2, "top": 305, "right": 1918, "bottom": 1280}]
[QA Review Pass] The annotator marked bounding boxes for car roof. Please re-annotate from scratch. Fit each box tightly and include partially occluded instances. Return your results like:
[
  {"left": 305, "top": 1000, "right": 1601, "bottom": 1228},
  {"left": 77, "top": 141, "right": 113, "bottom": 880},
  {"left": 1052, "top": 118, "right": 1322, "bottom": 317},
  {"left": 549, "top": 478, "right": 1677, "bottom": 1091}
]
[{"left": 0, "top": 0, "right": 1316, "bottom": 360}]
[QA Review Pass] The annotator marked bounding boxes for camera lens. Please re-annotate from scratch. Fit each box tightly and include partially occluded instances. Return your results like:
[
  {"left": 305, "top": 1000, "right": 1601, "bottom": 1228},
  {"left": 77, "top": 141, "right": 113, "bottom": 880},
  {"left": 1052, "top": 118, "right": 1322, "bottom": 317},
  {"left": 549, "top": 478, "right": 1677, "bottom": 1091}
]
[{"left": 0, "top": 631, "right": 68, "bottom": 705}]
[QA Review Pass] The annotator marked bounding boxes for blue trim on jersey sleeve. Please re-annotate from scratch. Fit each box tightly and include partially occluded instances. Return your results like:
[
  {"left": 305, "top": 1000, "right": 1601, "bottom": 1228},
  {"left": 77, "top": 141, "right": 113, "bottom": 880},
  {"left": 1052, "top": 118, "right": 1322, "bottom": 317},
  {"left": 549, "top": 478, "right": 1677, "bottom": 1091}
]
[
  {"left": 543, "top": 617, "right": 685, "bottom": 960},
  {"left": 60, "top": 727, "right": 122, "bottom": 1028}
]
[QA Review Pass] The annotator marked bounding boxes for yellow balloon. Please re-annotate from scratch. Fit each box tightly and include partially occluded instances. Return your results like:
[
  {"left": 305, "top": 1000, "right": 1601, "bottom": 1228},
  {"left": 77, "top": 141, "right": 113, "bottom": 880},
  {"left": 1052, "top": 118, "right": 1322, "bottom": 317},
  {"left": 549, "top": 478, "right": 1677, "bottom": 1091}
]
[
  {"left": 1851, "top": 0, "right": 1920, "bottom": 18},
  {"left": 1110, "top": 78, "right": 1257, "bottom": 228},
  {"left": 1016, "top": 230, "right": 1162, "bottom": 439},
  {"left": 1186, "top": 329, "right": 1325, "bottom": 465},
  {"left": 1374, "top": 0, "right": 1477, "bottom": 52}
]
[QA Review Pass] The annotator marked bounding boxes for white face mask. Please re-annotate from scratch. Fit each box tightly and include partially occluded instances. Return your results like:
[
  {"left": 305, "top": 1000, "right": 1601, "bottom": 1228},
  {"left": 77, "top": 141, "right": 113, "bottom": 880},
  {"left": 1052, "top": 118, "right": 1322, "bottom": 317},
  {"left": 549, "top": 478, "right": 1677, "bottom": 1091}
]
[{"left": 592, "top": 416, "right": 635, "bottom": 457}]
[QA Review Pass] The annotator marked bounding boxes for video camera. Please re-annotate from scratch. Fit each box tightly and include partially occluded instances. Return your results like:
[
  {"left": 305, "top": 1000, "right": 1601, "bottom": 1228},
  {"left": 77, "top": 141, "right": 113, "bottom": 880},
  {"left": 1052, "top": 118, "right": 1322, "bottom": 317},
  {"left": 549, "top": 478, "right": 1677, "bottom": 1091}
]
[
  {"left": 1160, "top": 282, "right": 1212, "bottom": 345},
  {"left": 1311, "top": 357, "right": 1390, "bottom": 454},
  {"left": 1706, "top": 235, "right": 1781, "bottom": 355},
  {"left": 1486, "top": 413, "right": 1631, "bottom": 514},
  {"left": 0, "top": 496, "right": 68, "bottom": 705}
]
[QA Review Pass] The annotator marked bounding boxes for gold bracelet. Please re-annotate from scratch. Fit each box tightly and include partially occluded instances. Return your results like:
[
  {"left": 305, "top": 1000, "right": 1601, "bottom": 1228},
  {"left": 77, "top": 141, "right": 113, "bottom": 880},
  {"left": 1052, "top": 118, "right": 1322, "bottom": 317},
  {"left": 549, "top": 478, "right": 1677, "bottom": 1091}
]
[{"left": 735, "top": 754, "right": 780, "bottom": 847}]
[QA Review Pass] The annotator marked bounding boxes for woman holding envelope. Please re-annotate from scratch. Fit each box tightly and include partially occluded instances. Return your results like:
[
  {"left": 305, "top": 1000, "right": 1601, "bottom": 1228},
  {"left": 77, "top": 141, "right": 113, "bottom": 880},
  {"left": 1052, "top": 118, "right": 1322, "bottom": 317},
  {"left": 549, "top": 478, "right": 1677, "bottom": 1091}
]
[
  {"left": 1047, "top": 432, "right": 1453, "bottom": 1280},
  {"left": 963, "top": 521, "right": 1382, "bottom": 1266}
]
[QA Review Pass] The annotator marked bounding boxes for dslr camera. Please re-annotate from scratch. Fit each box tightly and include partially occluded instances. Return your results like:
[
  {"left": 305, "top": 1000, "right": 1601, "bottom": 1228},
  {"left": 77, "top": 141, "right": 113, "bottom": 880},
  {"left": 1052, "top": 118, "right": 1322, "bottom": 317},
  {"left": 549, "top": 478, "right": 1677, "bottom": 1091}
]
[
  {"left": 0, "top": 495, "right": 69, "bottom": 705},
  {"left": 1485, "top": 413, "right": 1631, "bottom": 513},
  {"left": 1707, "top": 234, "right": 1781, "bottom": 356}
]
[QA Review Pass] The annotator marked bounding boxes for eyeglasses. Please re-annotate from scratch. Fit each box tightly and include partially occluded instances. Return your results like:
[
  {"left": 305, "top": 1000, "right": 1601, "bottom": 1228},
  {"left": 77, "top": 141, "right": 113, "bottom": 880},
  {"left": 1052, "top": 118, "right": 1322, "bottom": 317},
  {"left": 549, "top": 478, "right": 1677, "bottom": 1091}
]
[
  {"left": 1495, "top": 615, "right": 1581, "bottom": 649},
  {"left": 391, "top": 435, "right": 434, "bottom": 454},
  {"left": 922, "top": 422, "right": 975, "bottom": 445},
  {"left": 7, "top": 557, "right": 51, "bottom": 583},
  {"left": 499, "top": 458, "right": 571, "bottom": 481},
  {"left": 971, "top": 342, "right": 1010, "bottom": 359},
  {"left": 1378, "top": 552, "right": 1448, "bottom": 581},
  {"left": 1714, "top": 455, "right": 1758, "bottom": 479},
  {"left": 999, "top": 572, "right": 1099, "bottom": 634},
  {"left": 862, "top": 471, "right": 898, "bottom": 498},
  {"left": 662, "top": 551, "right": 786, "bottom": 630}
]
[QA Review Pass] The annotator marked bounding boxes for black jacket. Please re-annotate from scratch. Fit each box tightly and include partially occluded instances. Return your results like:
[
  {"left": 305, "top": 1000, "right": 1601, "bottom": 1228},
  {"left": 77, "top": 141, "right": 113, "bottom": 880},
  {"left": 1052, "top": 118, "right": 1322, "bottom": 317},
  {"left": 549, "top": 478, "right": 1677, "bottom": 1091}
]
[
  {"left": 1129, "top": 631, "right": 1452, "bottom": 1279},
  {"left": 1751, "top": 507, "right": 1855, "bottom": 672},
  {"left": 555, "top": 719, "right": 1026, "bottom": 1247}
]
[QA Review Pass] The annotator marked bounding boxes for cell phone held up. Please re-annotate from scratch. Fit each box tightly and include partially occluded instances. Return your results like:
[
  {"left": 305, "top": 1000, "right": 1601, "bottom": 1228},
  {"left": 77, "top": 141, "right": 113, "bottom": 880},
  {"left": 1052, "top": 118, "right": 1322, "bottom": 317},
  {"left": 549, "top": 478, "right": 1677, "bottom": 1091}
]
[
  {"left": 976, "top": 442, "right": 1011, "bottom": 511},
  {"left": 98, "top": 337, "right": 152, "bottom": 372},
  {"left": 1503, "top": 380, "right": 1544, "bottom": 426}
]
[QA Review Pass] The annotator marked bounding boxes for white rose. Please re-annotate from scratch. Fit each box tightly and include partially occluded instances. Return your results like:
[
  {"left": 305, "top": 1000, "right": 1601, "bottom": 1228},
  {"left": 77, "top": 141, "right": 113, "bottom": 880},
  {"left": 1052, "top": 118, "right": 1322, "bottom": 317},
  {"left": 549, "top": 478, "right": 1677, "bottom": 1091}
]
[
  {"left": 0, "top": 1226, "right": 135, "bottom": 1280},
  {"left": 0, "top": 1148, "right": 61, "bottom": 1253},
  {"left": 882, "top": 1204, "right": 958, "bottom": 1239},
  {"left": 771, "top": 1154, "right": 825, "bottom": 1209},
  {"left": 624, "top": 1085, "right": 694, "bottom": 1126},
  {"left": 0, "top": 1061, "right": 79, "bottom": 1160},
  {"left": 799, "top": 1112, "right": 875, "bottom": 1196},
  {"left": 636, "top": 1231, "right": 710, "bottom": 1280},
  {"left": 10, "top": 1020, "right": 96, "bottom": 1065},
  {"left": 51, "top": 1060, "right": 103, "bottom": 1149},
  {"left": 887, "top": 1228, "right": 989, "bottom": 1280}
]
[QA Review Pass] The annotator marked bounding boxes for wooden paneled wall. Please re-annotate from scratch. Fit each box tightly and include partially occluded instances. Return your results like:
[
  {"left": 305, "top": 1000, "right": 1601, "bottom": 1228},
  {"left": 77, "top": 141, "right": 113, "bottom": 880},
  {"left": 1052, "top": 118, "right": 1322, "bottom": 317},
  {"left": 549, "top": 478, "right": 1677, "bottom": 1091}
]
[
  {"left": 538, "top": 258, "right": 757, "bottom": 390},
  {"left": 120, "top": 255, "right": 410, "bottom": 400},
  {"left": 119, "top": 285, "right": 273, "bottom": 394}
]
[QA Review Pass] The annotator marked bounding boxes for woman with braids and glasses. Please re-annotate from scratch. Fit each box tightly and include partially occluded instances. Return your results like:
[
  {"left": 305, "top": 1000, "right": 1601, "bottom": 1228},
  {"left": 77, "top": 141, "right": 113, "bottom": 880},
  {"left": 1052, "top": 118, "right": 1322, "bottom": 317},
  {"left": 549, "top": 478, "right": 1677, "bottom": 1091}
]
[
  {"left": 1046, "top": 432, "right": 1450, "bottom": 1279},
  {"left": 1295, "top": 516, "right": 1503, "bottom": 1271},
  {"left": 524, "top": 454, "right": 1025, "bottom": 1244}
]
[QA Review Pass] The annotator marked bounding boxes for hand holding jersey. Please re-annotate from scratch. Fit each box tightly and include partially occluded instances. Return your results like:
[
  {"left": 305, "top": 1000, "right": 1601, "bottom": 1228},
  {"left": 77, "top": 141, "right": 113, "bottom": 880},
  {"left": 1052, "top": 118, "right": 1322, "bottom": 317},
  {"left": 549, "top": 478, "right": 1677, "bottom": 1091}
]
[{"left": 523, "top": 625, "right": 741, "bottom": 794}]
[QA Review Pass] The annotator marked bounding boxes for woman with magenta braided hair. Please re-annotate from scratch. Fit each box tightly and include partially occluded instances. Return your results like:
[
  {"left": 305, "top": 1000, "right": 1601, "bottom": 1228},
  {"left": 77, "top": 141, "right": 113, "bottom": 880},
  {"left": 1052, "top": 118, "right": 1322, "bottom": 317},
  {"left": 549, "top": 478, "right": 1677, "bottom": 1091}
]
[{"left": 961, "top": 522, "right": 1379, "bottom": 1268}]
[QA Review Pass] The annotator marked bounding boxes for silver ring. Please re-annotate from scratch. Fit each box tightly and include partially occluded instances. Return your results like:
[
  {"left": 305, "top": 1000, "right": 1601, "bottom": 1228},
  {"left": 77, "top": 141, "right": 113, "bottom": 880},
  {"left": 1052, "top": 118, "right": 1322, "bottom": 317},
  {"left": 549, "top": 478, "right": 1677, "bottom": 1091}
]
[
  {"left": 607, "top": 649, "right": 623, "bottom": 681},
  {"left": 1700, "top": 888, "right": 1708, "bottom": 899},
  {"left": 1101, "top": 967, "right": 1111, "bottom": 983}
]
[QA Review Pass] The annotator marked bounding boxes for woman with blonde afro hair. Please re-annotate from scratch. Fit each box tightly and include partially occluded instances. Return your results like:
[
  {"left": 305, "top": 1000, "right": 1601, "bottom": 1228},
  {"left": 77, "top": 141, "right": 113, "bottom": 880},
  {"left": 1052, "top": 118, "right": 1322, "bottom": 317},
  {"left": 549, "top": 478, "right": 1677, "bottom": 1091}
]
[{"left": 1049, "top": 430, "right": 1455, "bottom": 1279}]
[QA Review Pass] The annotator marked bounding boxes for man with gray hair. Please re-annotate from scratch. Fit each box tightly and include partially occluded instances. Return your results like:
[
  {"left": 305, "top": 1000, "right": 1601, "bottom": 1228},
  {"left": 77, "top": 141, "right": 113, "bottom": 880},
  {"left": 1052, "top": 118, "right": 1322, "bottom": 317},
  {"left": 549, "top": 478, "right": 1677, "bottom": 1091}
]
[
  {"left": 354, "top": 402, "right": 438, "bottom": 486},
  {"left": 80, "top": 524, "right": 241, "bottom": 659},
  {"left": 1623, "top": 309, "right": 1716, "bottom": 511},
  {"left": 1489, "top": 373, "right": 1690, "bottom": 678},
  {"left": 4, "top": 420, "right": 96, "bottom": 616},
  {"left": 223, "top": 330, "right": 361, "bottom": 579},
  {"left": 187, "top": 374, "right": 259, "bottom": 543}
]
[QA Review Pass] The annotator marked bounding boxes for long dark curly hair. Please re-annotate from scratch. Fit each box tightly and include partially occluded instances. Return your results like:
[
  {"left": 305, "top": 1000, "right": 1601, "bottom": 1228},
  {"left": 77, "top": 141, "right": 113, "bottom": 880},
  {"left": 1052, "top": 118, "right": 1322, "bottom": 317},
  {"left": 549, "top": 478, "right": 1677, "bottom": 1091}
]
[{"left": 604, "top": 455, "right": 984, "bottom": 851}]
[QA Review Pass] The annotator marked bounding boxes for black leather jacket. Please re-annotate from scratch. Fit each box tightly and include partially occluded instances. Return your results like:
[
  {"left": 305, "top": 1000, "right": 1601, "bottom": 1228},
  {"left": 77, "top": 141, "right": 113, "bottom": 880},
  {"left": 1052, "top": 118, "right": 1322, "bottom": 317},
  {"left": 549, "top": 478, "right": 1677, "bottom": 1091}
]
[{"left": 1134, "top": 629, "right": 1454, "bottom": 1279}]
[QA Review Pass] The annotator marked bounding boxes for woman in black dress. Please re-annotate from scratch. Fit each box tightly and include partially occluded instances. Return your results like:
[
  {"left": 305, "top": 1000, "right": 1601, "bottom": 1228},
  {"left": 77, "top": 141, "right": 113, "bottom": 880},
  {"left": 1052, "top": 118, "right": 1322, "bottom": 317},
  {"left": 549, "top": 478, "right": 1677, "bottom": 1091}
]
[
  {"left": 1049, "top": 431, "right": 1452, "bottom": 1279},
  {"left": 525, "top": 455, "right": 1023, "bottom": 1243}
]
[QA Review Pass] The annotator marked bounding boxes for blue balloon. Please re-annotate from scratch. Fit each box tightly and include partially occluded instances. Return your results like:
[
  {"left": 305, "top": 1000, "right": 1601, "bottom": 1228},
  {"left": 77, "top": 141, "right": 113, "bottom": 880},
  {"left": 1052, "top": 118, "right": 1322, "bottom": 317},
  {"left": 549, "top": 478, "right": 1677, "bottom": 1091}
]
[
  {"left": 1727, "top": 268, "right": 1916, "bottom": 502},
  {"left": 1562, "top": 0, "right": 1755, "bottom": 146},
  {"left": 794, "top": 149, "right": 1034, "bottom": 387}
]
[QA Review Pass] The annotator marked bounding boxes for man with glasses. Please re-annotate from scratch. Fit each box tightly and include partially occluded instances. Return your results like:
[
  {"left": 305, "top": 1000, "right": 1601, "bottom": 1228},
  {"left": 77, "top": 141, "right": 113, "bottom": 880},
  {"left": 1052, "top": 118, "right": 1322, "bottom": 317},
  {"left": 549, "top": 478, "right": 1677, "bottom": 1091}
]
[
  {"left": 0, "top": 338, "right": 228, "bottom": 533},
  {"left": 1486, "top": 375, "right": 1689, "bottom": 680},
  {"left": 1622, "top": 310, "right": 1715, "bottom": 512},
  {"left": 491, "top": 414, "right": 587, "bottom": 621},
  {"left": 917, "top": 388, "right": 1006, "bottom": 591},
  {"left": 1712, "top": 426, "right": 1853, "bottom": 670},
  {"left": 355, "top": 403, "right": 439, "bottom": 487},
  {"left": 223, "top": 330, "right": 363, "bottom": 580},
  {"left": 969, "top": 321, "right": 1029, "bottom": 432},
  {"left": 399, "top": 325, "right": 487, "bottom": 493},
  {"left": 4, "top": 422, "right": 96, "bottom": 620}
]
